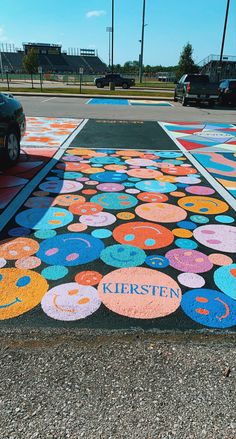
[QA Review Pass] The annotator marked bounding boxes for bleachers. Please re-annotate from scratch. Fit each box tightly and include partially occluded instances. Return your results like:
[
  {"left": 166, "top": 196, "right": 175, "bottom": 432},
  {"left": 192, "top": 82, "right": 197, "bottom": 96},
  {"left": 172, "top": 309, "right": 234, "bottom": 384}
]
[{"left": 1, "top": 52, "right": 24, "bottom": 72}]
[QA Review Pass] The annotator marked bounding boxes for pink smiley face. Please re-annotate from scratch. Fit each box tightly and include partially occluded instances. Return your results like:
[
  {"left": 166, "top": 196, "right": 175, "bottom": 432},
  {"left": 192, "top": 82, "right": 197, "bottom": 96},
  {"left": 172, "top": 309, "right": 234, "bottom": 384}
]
[
  {"left": 79, "top": 212, "right": 117, "bottom": 227},
  {"left": 165, "top": 249, "right": 213, "bottom": 273},
  {"left": 96, "top": 183, "right": 124, "bottom": 192},
  {"left": 193, "top": 225, "right": 236, "bottom": 253}
]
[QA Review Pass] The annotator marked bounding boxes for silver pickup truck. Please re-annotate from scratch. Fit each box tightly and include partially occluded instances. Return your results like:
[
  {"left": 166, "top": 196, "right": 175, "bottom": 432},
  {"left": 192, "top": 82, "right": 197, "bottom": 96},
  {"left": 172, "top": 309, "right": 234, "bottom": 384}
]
[{"left": 174, "top": 74, "right": 219, "bottom": 106}]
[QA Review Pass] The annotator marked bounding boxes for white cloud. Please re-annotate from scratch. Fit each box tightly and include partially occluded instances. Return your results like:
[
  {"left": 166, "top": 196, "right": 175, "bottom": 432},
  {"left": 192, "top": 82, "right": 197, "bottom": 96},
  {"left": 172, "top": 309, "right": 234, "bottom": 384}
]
[{"left": 86, "top": 10, "right": 106, "bottom": 18}]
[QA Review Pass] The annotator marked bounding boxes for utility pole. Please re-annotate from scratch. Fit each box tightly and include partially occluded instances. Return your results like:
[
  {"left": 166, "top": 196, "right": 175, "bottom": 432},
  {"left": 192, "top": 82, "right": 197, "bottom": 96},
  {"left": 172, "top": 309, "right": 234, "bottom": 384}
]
[
  {"left": 218, "top": 0, "right": 230, "bottom": 80},
  {"left": 106, "top": 27, "right": 112, "bottom": 68},
  {"left": 139, "top": 0, "right": 146, "bottom": 83},
  {"left": 111, "top": 0, "right": 114, "bottom": 74}
]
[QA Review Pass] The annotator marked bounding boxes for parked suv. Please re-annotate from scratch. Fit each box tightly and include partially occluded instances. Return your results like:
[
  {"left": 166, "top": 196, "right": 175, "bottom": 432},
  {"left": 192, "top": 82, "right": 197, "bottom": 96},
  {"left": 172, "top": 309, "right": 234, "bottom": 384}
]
[
  {"left": 94, "top": 74, "right": 135, "bottom": 89},
  {"left": 174, "top": 74, "right": 218, "bottom": 106},
  {"left": 218, "top": 79, "right": 236, "bottom": 105},
  {"left": 0, "top": 93, "right": 26, "bottom": 165}
]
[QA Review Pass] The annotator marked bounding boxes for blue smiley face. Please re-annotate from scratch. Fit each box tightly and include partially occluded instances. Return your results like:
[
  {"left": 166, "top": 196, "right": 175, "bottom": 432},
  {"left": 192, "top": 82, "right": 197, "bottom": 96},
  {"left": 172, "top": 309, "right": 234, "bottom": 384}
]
[
  {"left": 90, "top": 157, "right": 122, "bottom": 165},
  {"left": 181, "top": 288, "right": 236, "bottom": 328},
  {"left": 91, "top": 193, "right": 138, "bottom": 210},
  {"left": 100, "top": 244, "right": 146, "bottom": 268},
  {"left": 91, "top": 171, "right": 128, "bottom": 183},
  {"left": 37, "top": 233, "right": 104, "bottom": 266},
  {"left": 155, "top": 152, "right": 183, "bottom": 158},
  {"left": 214, "top": 264, "right": 236, "bottom": 300},
  {"left": 16, "top": 207, "right": 73, "bottom": 230},
  {"left": 145, "top": 255, "right": 169, "bottom": 269},
  {"left": 135, "top": 180, "right": 177, "bottom": 193}
]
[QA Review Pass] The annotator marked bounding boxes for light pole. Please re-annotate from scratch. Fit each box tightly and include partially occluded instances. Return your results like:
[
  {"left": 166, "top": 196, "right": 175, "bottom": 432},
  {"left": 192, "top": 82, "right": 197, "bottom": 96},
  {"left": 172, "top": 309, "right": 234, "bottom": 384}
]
[
  {"left": 106, "top": 26, "right": 112, "bottom": 68},
  {"left": 139, "top": 0, "right": 146, "bottom": 83},
  {"left": 218, "top": 0, "right": 231, "bottom": 80},
  {"left": 111, "top": 0, "right": 114, "bottom": 74}
]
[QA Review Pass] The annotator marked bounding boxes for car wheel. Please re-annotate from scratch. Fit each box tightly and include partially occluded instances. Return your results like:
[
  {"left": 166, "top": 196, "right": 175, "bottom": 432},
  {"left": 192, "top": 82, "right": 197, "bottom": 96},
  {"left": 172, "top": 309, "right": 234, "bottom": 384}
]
[
  {"left": 4, "top": 130, "right": 20, "bottom": 165},
  {"left": 173, "top": 94, "right": 178, "bottom": 102},
  {"left": 122, "top": 82, "right": 128, "bottom": 89},
  {"left": 96, "top": 82, "right": 103, "bottom": 88}
]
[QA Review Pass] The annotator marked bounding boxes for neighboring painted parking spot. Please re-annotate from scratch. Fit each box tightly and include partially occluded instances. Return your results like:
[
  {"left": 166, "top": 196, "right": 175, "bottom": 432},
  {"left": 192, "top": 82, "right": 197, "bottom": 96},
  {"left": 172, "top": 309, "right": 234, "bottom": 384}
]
[
  {"left": 0, "top": 137, "right": 235, "bottom": 331},
  {"left": 87, "top": 98, "right": 173, "bottom": 106}
]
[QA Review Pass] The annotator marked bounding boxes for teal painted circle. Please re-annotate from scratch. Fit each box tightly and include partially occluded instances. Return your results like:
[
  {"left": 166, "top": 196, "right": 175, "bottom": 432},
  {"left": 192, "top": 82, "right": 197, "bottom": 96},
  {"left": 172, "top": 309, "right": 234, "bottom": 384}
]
[
  {"left": 129, "top": 177, "right": 141, "bottom": 182},
  {"left": 123, "top": 182, "right": 135, "bottom": 187},
  {"left": 124, "top": 234, "right": 135, "bottom": 242},
  {"left": 145, "top": 239, "right": 156, "bottom": 247},
  {"left": 91, "top": 229, "right": 112, "bottom": 238},
  {"left": 214, "top": 264, "right": 236, "bottom": 300},
  {"left": 16, "top": 207, "right": 73, "bottom": 230},
  {"left": 41, "top": 265, "right": 69, "bottom": 280},
  {"left": 163, "top": 159, "right": 184, "bottom": 165},
  {"left": 34, "top": 229, "right": 57, "bottom": 239},
  {"left": 90, "top": 156, "right": 121, "bottom": 165},
  {"left": 190, "top": 215, "right": 209, "bottom": 224},
  {"left": 157, "top": 152, "right": 183, "bottom": 158},
  {"left": 215, "top": 215, "right": 234, "bottom": 224},
  {"left": 91, "top": 193, "right": 138, "bottom": 210},
  {"left": 100, "top": 244, "right": 146, "bottom": 268},
  {"left": 175, "top": 238, "right": 198, "bottom": 249},
  {"left": 135, "top": 180, "right": 177, "bottom": 193}
]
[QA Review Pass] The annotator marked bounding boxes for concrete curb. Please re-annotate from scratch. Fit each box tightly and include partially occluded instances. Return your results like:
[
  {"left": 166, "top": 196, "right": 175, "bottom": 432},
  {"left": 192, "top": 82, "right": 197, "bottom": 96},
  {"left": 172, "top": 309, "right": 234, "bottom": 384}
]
[{"left": 10, "top": 91, "right": 174, "bottom": 101}]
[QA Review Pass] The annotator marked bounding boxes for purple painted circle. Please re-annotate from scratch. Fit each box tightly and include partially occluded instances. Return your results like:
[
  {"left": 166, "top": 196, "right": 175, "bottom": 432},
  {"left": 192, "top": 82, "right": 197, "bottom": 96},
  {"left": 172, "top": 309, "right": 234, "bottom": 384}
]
[
  {"left": 165, "top": 248, "right": 213, "bottom": 273},
  {"left": 79, "top": 212, "right": 117, "bottom": 227},
  {"left": 96, "top": 183, "right": 124, "bottom": 192},
  {"left": 177, "top": 273, "right": 205, "bottom": 288},
  {"left": 193, "top": 224, "right": 236, "bottom": 253},
  {"left": 186, "top": 186, "right": 215, "bottom": 195}
]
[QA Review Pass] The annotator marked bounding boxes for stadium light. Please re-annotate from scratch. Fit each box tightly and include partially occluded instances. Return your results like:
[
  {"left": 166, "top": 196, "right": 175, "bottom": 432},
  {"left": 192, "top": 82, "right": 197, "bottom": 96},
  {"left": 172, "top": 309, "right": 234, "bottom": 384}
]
[
  {"left": 139, "top": 0, "right": 146, "bottom": 83},
  {"left": 111, "top": 0, "right": 114, "bottom": 74}
]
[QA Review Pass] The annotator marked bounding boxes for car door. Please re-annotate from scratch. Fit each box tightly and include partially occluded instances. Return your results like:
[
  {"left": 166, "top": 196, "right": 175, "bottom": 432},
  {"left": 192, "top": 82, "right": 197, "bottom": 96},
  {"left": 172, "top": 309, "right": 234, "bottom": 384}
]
[{"left": 176, "top": 76, "right": 185, "bottom": 98}]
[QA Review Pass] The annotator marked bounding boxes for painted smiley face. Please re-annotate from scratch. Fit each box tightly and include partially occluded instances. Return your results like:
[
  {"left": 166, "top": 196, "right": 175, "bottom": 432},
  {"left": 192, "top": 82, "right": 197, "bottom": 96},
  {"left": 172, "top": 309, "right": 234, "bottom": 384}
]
[
  {"left": 41, "top": 282, "right": 101, "bottom": 321},
  {"left": 137, "top": 192, "right": 168, "bottom": 203},
  {"left": 24, "top": 197, "right": 53, "bottom": 209},
  {"left": 39, "top": 179, "right": 83, "bottom": 193},
  {"left": 161, "top": 165, "right": 197, "bottom": 175},
  {"left": 166, "top": 249, "right": 213, "bottom": 273},
  {"left": 178, "top": 196, "right": 229, "bottom": 214},
  {"left": 69, "top": 202, "right": 103, "bottom": 216},
  {"left": 181, "top": 289, "right": 236, "bottom": 328},
  {"left": 79, "top": 212, "right": 117, "bottom": 227},
  {"left": 100, "top": 244, "right": 146, "bottom": 268},
  {"left": 53, "top": 194, "right": 86, "bottom": 207},
  {"left": 0, "top": 238, "right": 39, "bottom": 260},
  {"left": 145, "top": 255, "right": 169, "bottom": 269},
  {"left": 214, "top": 264, "right": 236, "bottom": 300},
  {"left": 37, "top": 233, "right": 104, "bottom": 266},
  {"left": 0, "top": 268, "right": 48, "bottom": 320},
  {"left": 113, "top": 221, "right": 174, "bottom": 250},
  {"left": 135, "top": 180, "right": 177, "bottom": 193},
  {"left": 135, "top": 203, "right": 187, "bottom": 223},
  {"left": 127, "top": 168, "right": 163, "bottom": 179},
  {"left": 16, "top": 207, "right": 73, "bottom": 230},
  {"left": 90, "top": 156, "right": 122, "bottom": 165},
  {"left": 91, "top": 193, "right": 138, "bottom": 210},
  {"left": 193, "top": 225, "right": 236, "bottom": 253},
  {"left": 91, "top": 171, "right": 128, "bottom": 183},
  {"left": 96, "top": 183, "right": 125, "bottom": 192}
]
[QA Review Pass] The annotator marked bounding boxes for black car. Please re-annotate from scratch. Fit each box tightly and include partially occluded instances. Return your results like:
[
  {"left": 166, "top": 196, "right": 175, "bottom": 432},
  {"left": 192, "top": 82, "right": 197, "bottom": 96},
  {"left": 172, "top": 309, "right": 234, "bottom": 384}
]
[
  {"left": 218, "top": 79, "right": 236, "bottom": 105},
  {"left": 94, "top": 74, "right": 135, "bottom": 89},
  {"left": 0, "top": 92, "right": 26, "bottom": 165}
]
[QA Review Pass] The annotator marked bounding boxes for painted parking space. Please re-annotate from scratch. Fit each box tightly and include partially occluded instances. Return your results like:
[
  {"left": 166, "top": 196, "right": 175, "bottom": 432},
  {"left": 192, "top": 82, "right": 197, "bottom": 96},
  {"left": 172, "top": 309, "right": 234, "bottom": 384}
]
[
  {"left": 0, "top": 119, "right": 235, "bottom": 331},
  {"left": 87, "top": 98, "right": 173, "bottom": 107}
]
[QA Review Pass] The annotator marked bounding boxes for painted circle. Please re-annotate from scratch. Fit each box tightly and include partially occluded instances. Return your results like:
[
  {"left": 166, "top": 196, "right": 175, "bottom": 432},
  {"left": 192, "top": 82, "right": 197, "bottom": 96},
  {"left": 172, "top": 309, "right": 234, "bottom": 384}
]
[
  {"left": 24, "top": 197, "right": 53, "bottom": 209},
  {"left": 37, "top": 233, "right": 104, "bottom": 266},
  {"left": 193, "top": 225, "right": 236, "bottom": 253},
  {"left": 190, "top": 215, "right": 209, "bottom": 224},
  {"left": 175, "top": 239, "right": 198, "bottom": 250},
  {"left": 39, "top": 180, "right": 83, "bottom": 193},
  {"left": 96, "top": 183, "right": 124, "bottom": 192},
  {"left": 53, "top": 194, "right": 86, "bottom": 206},
  {"left": 116, "top": 212, "right": 135, "bottom": 220},
  {"left": 215, "top": 215, "right": 235, "bottom": 224},
  {"left": 34, "top": 229, "right": 57, "bottom": 239},
  {"left": 16, "top": 207, "right": 73, "bottom": 230},
  {"left": 75, "top": 271, "right": 103, "bottom": 286},
  {"left": 135, "top": 180, "right": 177, "bottom": 193},
  {"left": 137, "top": 192, "right": 168, "bottom": 203},
  {"left": 208, "top": 253, "right": 233, "bottom": 266},
  {"left": 181, "top": 289, "right": 236, "bottom": 328},
  {"left": 98, "top": 267, "right": 182, "bottom": 319},
  {"left": 186, "top": 186, "right": 215, "bottom": 195},
  {"left": 178, "top": 196, "right": 229, "bottom": 214},
  {"left": 80, "top": 212, "right": 117, "bottom": 227},
  {"left": 8, "top": 227, "right": 31, "bottom": 237},
  {"left": 0, "top": 238, "right": 39, "bottom": 260},
  {"left": 214, "top": 264, "right": 236, "bottom": 300},
  {"left": 67, "top": 223, "right": 88, "bottom": 232},
  {"left": 100, "top": 244, "right": 146, "bottom": 268},
  {"left": 91, "top": 171, "right": 128, "bottom": 183},
  {"left": 69, "top": 202, "right": 103, "bottom": 216},
  {"left": 91, "top": 229, "right": 112, "bottom": 238},
  {"left": 166, "top": 249, "right": 213, "bottom": 273},
  {"left": 145, "top": 255, "right": 169, "bottom": 269},
  {"left": 41, "top": 265, "right": 68, "bottom": 280},
  {"left": 91, "top": 193, "right": 138, "bottom": 210},
  {"left": 172, "top": 228, "right": 193, "bottom": 238},
  {"left": 113, "top": 221, "right": 174, "bottom": 250},
  {"left": 135, "top": 203, "right": 187, "bottom": 223},
  {"left": 41, "top": 282, "right": 101, "bottom": 321},
  {"left": 127, "top": 168, "right": 162, "bottom": 179},
  {"left": 0, "top": 268, "right": 48, "bottom": 320},
  {"left": 15, "top": 256, "right": 41, "bottom": 269},
  {"left": 177, "top": 273, "right": 205, "bottom": 288}
]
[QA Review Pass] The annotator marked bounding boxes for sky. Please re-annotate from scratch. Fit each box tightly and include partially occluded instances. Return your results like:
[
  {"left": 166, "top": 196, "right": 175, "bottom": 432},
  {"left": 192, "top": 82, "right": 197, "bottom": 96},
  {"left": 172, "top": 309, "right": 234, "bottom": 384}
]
[{"left": 0, "top": 0, "right": 235, "bottom": 66}]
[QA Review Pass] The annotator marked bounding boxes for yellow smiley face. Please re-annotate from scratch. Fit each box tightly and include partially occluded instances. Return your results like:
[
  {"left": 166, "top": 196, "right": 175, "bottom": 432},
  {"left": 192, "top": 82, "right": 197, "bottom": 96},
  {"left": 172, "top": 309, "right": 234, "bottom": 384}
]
[{"left": 0, "top": 268, "right": 48, "bottom": 320}]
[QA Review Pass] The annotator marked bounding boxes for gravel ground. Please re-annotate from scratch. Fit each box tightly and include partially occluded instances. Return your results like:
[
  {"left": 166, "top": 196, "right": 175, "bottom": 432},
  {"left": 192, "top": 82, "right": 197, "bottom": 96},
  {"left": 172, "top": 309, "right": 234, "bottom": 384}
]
[{"left": 0, "top": 330, "right": 235, "bottom": 439}]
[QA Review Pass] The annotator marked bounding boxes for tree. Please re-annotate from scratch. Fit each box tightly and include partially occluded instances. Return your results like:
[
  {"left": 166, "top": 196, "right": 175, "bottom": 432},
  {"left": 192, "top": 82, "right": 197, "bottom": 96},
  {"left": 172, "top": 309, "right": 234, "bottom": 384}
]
[
  {"left": 23, "top": 48, "right": 39, "bottom": 88},
  {"left": 176, "top": 43, "right": 199, "bottom": 79}
]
